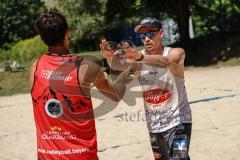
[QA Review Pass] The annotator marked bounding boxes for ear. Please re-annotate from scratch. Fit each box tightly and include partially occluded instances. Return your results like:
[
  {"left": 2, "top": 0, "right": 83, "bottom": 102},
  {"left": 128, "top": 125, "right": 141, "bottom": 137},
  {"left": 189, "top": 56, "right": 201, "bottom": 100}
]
[
  {"left": 159, "top": 29, "right": 164, "bottom": 39},
  {"left": 64, "top": 31, "right": 70, "bottom": 49},
  {"left": 66, "top": 31, "right": 70, "bottom": 40}
]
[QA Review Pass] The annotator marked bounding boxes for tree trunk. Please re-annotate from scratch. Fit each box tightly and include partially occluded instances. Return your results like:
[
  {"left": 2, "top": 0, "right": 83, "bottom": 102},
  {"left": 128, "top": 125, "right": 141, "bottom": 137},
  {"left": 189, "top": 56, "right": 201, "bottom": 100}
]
[{"left": 171, "top": 0, "right": 190, "bottom": 41}]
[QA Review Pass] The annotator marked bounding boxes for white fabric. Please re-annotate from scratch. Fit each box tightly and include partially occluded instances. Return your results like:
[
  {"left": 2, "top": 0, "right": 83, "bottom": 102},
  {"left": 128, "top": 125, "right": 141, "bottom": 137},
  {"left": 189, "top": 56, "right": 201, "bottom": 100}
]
[{"left": 140, "top": 47, "right": 192, "bottom": 133}]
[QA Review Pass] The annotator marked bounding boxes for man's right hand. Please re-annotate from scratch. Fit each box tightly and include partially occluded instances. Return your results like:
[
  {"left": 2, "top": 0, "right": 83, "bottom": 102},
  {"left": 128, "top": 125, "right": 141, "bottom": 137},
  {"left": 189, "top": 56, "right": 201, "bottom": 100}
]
[{"left": 99, "top": 40, "right": 115, "bottom": 58}]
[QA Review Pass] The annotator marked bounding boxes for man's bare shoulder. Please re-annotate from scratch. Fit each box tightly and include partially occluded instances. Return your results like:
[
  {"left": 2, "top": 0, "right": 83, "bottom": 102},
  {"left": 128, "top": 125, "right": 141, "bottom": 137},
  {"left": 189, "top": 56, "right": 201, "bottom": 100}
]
[
  {"left": 79, "top": 58, "right": 101, "bottom": 83},
  {"left": 30, "top": 59, "right": 39, "bottom": 74},
  {"left": 29, "top": 58, "right": 39, "bottom": 89},
  {"left": 168, "top": 47, "right": 185, "bottom": 62},
  {"left": 168, "top": 47, "right": 185, "bottom": 57}
]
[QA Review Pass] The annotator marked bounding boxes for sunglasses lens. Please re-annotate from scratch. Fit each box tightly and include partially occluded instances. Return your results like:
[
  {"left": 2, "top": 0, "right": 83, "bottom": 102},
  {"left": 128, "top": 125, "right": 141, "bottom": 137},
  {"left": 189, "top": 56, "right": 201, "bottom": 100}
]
[
  {"left": 146, "top": 32, "right": 154, "bottom": 38},
  {"left": 137, "top": 31, "right": 155, "bottom": 39}
]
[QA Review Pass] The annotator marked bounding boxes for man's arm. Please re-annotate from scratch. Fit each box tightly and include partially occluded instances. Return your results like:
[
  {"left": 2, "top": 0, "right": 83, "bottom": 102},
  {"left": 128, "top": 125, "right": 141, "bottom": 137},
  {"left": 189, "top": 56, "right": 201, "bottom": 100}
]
[
  {"left": 143, "top": 48, "right": 185, "bottom": 69},
  {"left": 79, "top": 58, "right": 132, "bottom": 102},
  {"left": 122, "top": 46, "right": 185, "bottom": 78},
  {"left": 106, "top": 55, "right": 129, "bottom": 71},
  {"left": 29, "top": 59, "right": 39, "bottom": 90},
  {"left": 143, "top": 48, "right": 185, "bottom": 78},
  {"left": 123, "top": 45, "right": 185, "bottom": 68},
  {"left": 94, "top": 67, "right": 132, "bottom": 102}
]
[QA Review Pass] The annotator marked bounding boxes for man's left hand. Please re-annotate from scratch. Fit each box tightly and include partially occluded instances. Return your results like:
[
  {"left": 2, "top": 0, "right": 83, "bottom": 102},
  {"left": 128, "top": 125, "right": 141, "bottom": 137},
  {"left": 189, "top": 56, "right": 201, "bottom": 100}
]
[{"left": 121, "top": 42, "right": 141, "bottom": 60}]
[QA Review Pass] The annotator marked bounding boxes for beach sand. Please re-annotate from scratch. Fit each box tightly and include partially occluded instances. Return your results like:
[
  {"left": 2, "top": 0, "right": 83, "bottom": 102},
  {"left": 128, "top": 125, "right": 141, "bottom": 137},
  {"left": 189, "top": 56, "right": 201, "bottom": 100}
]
[{"left": 0, "top": 65, "right": 240, "bottom": 160}]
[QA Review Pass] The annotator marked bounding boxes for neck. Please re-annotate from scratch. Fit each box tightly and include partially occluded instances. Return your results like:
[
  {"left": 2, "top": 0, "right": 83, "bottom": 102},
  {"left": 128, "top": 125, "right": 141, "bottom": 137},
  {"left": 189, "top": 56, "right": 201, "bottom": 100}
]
[{"left": 48, "top": 46, "right": 68, "bottom": 55}]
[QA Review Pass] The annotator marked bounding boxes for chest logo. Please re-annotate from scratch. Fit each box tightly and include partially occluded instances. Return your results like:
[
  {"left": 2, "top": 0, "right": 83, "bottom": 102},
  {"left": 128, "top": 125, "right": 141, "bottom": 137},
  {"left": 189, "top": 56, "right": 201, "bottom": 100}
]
[{"left": 143, "top": 87, "right": 172, "bottom": 105}]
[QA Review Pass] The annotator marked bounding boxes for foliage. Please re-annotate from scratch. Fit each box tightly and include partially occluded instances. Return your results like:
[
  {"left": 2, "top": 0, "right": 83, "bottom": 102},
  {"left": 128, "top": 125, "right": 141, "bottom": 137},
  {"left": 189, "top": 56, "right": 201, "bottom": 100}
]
[
  {"left": 0, "top": 0, "right": 46, "bottom": 48},
  {"left": 9, "top": 36, "right": 47, "bottom": 64},
  {"left": 0, "top": 49, "right": 10, "bottom": 63},
  {"left": 191, "top": 0, "right": 240, "bottom": 36},
  {"left": 53, "top": 0, "right": 107, "bottom": 51},
  {"left": 42, "top": 0, "right": 240, "bottom": 48},
  {"left": 1, "top": 0, "right": 240, "bottom": 52}
]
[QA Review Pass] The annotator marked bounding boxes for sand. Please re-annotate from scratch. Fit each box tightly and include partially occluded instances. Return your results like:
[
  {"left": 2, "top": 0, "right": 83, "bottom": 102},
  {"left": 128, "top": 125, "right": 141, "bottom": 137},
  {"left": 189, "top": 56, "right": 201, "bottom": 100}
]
[{"left": 0, "top": 65, "right": 240, "bottom": 160}]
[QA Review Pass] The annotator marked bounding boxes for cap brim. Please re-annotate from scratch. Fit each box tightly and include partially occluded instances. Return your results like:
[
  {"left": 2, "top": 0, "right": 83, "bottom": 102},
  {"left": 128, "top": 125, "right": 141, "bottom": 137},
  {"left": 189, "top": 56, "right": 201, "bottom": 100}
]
[
  {"left": 134, "top": 25, "right": 160, "bottom": 33},
  {"left": 134, "top": 24, "right": 145, "bottom": 33}
]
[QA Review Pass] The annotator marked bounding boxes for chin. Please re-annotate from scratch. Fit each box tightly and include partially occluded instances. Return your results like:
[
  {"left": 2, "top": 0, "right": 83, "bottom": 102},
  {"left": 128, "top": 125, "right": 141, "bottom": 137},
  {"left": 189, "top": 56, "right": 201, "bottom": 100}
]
[
  {"left": 146, "top": 47, "right": 154, "bottom": 51},
  {"left": 144, "top": 44, "right": 154, "bottom": 51}
]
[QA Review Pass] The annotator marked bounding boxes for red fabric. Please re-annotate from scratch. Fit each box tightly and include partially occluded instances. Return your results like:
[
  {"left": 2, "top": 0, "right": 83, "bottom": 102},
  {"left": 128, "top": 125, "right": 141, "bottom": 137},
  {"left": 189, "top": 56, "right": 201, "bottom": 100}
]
[{"left": 31, "top": 54, "right": 98, "bottom": 160}]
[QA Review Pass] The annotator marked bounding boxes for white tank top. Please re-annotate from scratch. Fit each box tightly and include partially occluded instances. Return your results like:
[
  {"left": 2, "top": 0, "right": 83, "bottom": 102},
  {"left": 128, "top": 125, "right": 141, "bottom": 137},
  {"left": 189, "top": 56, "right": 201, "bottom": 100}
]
[{"left": 140, "top": 47, "right": 192, "bottom": 133}]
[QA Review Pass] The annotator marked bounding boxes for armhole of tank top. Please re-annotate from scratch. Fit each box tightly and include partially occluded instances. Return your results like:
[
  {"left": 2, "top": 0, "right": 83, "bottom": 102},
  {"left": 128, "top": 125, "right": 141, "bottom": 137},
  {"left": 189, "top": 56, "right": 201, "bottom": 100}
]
[
  {"left": 30, "top": 55, "right": 43, "bottom": 94},
  {"left": 140, "top": 49, "right": 145, "bottom": 78},
  {"left": 76, "top": 56, "right": 91, "bottom": 100},
  {"left": 163, "top": 47, "right": 170, "bottom": 57}
]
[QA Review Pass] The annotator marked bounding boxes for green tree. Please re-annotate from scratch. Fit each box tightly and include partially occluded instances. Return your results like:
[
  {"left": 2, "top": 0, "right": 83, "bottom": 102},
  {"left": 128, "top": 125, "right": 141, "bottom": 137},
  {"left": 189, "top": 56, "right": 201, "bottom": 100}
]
[
  {"left": 43, "top": 0, "right": 240, "bottom": 48},
  {"left": 44, "top": 0, "right": 191, "bottom": 46},
  {"left": 104, "top": 0, "right": 139, "bottom": 29},
  {"left": 191, "top": 0, "right": 240, "bottom": 36},
  {"left": 0, "top": 0, "right": 46, "bottom": 48},
  {"left": 54, "top": 0, "right": 107, "bottom": 51},
  {"left": 139, "top": 0, "right": 240, "bottom": 39},
  {"left": 104, "top": 0, "right": 191, "bottom": 41}
]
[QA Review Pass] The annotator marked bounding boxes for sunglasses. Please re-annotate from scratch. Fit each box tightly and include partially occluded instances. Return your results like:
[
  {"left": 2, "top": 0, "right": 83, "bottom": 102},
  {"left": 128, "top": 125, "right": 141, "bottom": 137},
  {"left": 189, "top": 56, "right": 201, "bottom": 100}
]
[{"left": 137, "top": 31, "right": 158, "bottom": 39}]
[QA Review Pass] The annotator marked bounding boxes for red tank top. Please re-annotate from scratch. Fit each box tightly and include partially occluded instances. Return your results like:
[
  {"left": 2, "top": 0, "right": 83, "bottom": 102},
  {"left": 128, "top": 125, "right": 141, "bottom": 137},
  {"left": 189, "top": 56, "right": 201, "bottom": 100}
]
[{"left": 31, "top": 54, "right": 98, "bottom": 160}]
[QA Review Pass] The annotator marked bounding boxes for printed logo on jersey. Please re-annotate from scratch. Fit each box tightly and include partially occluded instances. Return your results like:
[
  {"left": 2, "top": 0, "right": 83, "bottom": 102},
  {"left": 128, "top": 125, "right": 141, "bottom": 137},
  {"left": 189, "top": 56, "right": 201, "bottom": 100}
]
[
  {"left": 45, "top": 99, "right": 63, "bottom": 118},
  {"left": 41, "top": 126, "right": 77, "bottom": 140},
  {"left": 143, "top": 86, "right": 172, "bottom": 106},
  {"left": 40, "top": 69, "right": 72, "bottom": 81}
]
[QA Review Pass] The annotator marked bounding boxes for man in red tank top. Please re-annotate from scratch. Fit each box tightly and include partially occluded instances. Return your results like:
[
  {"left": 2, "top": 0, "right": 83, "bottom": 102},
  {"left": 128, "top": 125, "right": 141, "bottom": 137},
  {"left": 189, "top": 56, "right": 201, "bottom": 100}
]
[{"left": 29, "top": 9, "right": 132, "bottom": 160}]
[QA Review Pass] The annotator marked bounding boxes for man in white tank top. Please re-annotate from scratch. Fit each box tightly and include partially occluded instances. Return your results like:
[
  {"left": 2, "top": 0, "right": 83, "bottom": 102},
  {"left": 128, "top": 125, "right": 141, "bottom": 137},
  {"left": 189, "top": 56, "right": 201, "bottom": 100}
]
[{"left": 100, "top": 17, "right": 192, "bottom": 160}]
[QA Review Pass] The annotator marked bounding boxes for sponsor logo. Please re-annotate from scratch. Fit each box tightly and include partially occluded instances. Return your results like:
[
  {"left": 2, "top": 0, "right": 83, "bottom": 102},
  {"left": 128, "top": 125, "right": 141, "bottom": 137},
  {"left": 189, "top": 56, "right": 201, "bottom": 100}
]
[
  {"left": 143, "top": 86, "right": 172, "bottom": 106},
  {"left": 40, "top": 70, "right": 72, "bottom": 81},
  {"left": 38, "top": 148, "right": 90, "bottom": 155},
  {"left": 51, "top": 125, "right": 62, "bottom": 131},
  {"left": 42, "top": 126, "right": 77, "bottom": 140},
  {"left": 171, "top": 138, "right": 188, "bottom": 158},
  {"left": 45, "top": 99, "right": 63, "bottom": 118},
  {"left": 172, "top": 139, "right": 187, "bottom": 151}
]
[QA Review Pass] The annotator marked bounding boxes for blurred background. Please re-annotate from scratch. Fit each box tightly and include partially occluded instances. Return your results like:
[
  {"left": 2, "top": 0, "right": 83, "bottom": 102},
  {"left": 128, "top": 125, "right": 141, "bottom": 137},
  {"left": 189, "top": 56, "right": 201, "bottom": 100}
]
[{"left": 0, "top": 0, "right": 240, "bottom": 95}]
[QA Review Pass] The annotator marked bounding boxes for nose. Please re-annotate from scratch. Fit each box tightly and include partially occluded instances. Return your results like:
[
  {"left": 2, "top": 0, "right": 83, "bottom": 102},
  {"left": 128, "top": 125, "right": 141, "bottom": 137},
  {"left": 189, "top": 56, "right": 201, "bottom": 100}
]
[{"left": 143, "top": 36, "right": 151, "bottom": 43}]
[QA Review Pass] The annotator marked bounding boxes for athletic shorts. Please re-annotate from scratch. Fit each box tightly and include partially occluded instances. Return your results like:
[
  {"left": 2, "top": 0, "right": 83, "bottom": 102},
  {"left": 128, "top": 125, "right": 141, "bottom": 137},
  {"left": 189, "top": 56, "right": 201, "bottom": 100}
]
[{"left": 149, "top": 123, "right": 192, "bottom": 160}]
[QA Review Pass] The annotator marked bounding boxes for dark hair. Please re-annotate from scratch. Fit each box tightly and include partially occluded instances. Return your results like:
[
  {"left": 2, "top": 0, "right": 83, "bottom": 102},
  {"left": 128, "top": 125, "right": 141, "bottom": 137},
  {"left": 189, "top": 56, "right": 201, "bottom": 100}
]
[{"left": 35, "top": 9, "right": 68, "bottom": 46}]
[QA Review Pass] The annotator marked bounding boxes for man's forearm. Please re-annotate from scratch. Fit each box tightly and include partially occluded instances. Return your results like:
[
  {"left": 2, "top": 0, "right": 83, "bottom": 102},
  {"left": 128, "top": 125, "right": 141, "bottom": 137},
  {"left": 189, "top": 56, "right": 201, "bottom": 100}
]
[
  {"left": 110, "top": 65, "right": 132, "bottom": 101},
  {"left": 106, "top": 56, "right": 129, "bottom": 71},
  {"left": 142, "top": 54, "right": 169, "bottom": 68},
  {"left": 112, "top": 80, "right": 126, "bottom": 101}
]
